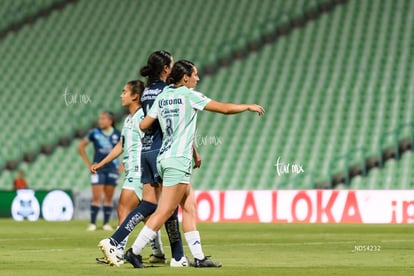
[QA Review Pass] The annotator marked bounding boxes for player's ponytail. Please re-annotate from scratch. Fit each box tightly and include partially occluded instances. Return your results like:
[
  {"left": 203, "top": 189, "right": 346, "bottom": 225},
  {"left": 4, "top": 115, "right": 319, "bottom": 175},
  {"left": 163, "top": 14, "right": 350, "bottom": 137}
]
[
  {"left": 139, "top": 50, "right": 172, "bottom": 86},
  {"left": 167, "top": 60, "right": 195, "bottom": 85},
  {"left": 140, "top": 65, "right": 152, "bottom": 78}
]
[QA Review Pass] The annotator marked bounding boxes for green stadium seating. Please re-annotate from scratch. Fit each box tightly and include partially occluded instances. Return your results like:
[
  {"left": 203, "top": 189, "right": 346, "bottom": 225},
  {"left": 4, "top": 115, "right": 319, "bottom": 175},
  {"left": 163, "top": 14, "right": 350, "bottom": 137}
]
[
  {"left": 0, "top": 0, "right": 61, "bottom": 30},
  {"left": 1, "top": 0, "right": 315, "bottom": 190},
  {"left": 0, "top": 0, "right": 291, "bottom": 170},
  {"left": 192, "top": 0, "right": 414, "bottom": 190}
]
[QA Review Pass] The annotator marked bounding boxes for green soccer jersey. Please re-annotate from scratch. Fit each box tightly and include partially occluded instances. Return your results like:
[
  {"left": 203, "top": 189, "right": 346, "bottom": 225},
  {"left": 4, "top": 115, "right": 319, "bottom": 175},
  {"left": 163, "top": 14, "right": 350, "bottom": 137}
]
[
  {"left": 121, "top": 107, "right": 144, "bottom": 174},
  {"left": 148, "top": 86, "right": 211, "bottom": 160}
]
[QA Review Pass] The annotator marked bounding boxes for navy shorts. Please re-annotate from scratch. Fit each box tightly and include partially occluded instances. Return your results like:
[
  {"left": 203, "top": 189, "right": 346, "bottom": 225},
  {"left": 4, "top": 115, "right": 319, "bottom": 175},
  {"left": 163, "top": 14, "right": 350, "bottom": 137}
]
[
  {"left": 90, "top": 169, "right": 119, "bottom": 186},
  {"left": 141, "top": 149, "right": 162, "bottom": 184}
]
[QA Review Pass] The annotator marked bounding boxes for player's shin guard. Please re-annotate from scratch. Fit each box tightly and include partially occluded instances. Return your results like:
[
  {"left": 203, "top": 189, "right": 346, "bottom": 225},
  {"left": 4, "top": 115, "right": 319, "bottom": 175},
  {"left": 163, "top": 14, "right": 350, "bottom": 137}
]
[
  {"left": 110, "top": 200, "right": 157, "bottom": 245},
  {"left": 165, "top": 207, "right": 184, "bottom": 261}
]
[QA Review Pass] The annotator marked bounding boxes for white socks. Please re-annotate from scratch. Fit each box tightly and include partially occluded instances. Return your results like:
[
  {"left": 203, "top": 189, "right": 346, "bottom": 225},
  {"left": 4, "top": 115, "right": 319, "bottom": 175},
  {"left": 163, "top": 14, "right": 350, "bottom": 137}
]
[
  {"left": 132, "top": 225, "right": 157, "bottom": 255},
  {"left": 131, "top": 227, "right": 206, "bottom": 260},
  {"left": 150, "top": 230, "right": 164, "bottom": 256},
  {"left": 184, "top": 231, "right": 205, "bottom": 260}
]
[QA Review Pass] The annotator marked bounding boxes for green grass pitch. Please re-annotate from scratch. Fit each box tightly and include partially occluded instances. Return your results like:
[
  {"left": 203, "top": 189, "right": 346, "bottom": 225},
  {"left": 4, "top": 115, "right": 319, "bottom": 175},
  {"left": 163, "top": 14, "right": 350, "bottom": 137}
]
[{"left": 1, "top": 219, "right": 413, "bottom": 275}]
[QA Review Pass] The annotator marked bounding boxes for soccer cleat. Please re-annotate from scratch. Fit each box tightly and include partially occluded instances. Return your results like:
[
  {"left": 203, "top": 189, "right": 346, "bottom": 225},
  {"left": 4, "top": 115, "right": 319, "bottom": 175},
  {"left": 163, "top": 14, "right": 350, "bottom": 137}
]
[
  {"left": 193, "top": 257, "right": 222, "bottom": 268},
  {"left": 115, "top": 253, "right": 125, "bottom": 265},
  {"left": 102, "top": 224, "right": 114, "bottom": 231},
  {"left": 149, "top": 254, "right": 167, "bottom": 264},
  {"left": 98, "top": 238, "right": 119, "bottom": 267},
  {"left": 87, "top": 223, "right": 97, "bottom": 231},
  {"left": 96, "top": 255, "right": 124, "bottom": 266},
  {"left": 170, "top": 256, "right": 190, "bottom": 267},
  {"left": 123, "top": 250, "right": 131, "bottom": 264},
  {"left": 124, "top": 248, "right": 145, "bottom": 268}
]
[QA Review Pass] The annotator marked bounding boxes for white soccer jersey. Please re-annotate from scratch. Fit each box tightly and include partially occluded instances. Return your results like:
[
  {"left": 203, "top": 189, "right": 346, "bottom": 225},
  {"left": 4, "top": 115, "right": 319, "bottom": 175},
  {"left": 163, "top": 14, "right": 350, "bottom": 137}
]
[
  {"left": 121, "top": 108, "right": 144, "bottom": 174},
  {"left": 148, "top": 86, "right": 211, "bottom": 160}
]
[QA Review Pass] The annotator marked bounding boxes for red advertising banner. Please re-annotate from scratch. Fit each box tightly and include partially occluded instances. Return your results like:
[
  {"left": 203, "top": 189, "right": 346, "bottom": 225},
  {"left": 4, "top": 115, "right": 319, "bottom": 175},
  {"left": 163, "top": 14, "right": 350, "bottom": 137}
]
[{"left": 184, "top": 190, "right": 414, "bottom": 224}]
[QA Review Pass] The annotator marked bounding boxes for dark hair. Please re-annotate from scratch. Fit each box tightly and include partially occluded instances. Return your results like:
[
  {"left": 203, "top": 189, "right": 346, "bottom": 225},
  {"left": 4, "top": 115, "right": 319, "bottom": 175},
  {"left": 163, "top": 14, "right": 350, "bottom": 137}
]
[
  {"left": 167, "top": 60, "right": 195, "bottom": 84},
  {"left": 102, "top": 111, "right": 116, "bottom": 128},
  {"left": 140, "top": 50, "right": 173, "bottom": 85},
  {"left": 126, "top": 80, "right": 145, "bottom": 104}
]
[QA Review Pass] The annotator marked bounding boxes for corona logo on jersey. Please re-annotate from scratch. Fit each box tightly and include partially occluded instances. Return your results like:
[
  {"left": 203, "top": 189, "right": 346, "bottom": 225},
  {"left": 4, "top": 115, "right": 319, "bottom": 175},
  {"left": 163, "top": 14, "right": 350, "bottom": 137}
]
[
  {"left": 11, "top": 189, "right": 40, "bottom": 221},
  {"left": 158, "top": 98, "right": 183, "bottom": 108}
]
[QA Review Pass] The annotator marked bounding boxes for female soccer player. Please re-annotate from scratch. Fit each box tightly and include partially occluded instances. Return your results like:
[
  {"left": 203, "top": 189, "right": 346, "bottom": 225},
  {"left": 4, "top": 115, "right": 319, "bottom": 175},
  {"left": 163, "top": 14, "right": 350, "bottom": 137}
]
[
  {"left": 140, "top": 50, "right": 187, "bottom": 266},
  {"left": 126, "top": 60, "right": 264, "bottom": 268},
  {"left": 92, "top": 80, "right": 164, "bottom": 265},
  {"left": 98, "top": 51, "right": 188, "bottom": 267},
  {"left": 78, "top": 111, "right": 121, "bottom": 231}
]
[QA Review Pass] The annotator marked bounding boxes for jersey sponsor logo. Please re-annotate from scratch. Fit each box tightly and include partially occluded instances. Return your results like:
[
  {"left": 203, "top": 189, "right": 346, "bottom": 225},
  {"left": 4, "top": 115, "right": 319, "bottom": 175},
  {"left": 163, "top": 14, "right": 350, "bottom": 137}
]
[
  {"left": 142, "top": 135, "right": 154, "bottom": 146},
  {"left": 159, "top": 138, "right": 172, "bottom": 155},
  {"left": 95, "top": 133, "right": 113, "bottom": 154},
  {"left": 158, "top": 98, "right": 183, "bottom": 108},
  {"left": 111, "top": 134, "right": 119, "bottom": 144},
  {"left": 159, "top": 145, "right": 170, "bottom": 156},
  {"left": 161, "top": 108, "right": 180, "bottom": 117},
  {"left": 141, "top": 88, "right": 162, "bottom": 102},
  {"left": 128, "top": 177, "right": 133, "bottom": 183}
]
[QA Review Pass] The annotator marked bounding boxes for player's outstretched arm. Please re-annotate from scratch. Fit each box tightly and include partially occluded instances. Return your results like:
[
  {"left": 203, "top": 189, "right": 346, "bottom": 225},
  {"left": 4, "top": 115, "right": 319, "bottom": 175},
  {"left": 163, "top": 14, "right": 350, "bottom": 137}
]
[
  {"left": 90, "top": 140, "right": 123, "bottom": 174},
  {"left": 204, "top": 100, "right": 265, "bottom": 116},
  {"left": 139, "top": 115, "right": 156, "bottom": 131}
]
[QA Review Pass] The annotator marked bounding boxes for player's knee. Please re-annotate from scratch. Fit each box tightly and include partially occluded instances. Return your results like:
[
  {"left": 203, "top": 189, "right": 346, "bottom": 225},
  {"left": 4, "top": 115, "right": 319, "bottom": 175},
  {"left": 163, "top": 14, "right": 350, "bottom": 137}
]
[
  {"left": 91, "top": 196, "right": 101, "bottom": 204},
  {"left": 182, "top": 202, "right": 197, "bottom": 217},
  {"left": 103, "top": 197, "right": 113, "bottom": 205},
  {"left": 117, "top": 201, "right": 130, "bottom": 216},
  {"left": 157, "top": 206, "right": 176, "bottom": 221}
]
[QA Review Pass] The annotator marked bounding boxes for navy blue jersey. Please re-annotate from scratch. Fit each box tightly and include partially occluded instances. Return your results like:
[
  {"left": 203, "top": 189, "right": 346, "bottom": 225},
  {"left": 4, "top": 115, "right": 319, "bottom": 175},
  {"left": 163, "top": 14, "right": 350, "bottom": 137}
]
[
  {"left": 141, "top": 80, "right": 166, "bottom": 152},
  {"left": 86, "top": 128, "right": 121, "bottom": 171}
]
